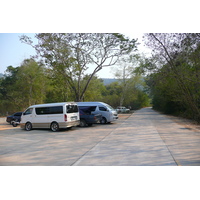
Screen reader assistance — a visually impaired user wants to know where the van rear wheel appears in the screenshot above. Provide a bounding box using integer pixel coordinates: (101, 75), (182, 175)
(50, 122), (59, 132)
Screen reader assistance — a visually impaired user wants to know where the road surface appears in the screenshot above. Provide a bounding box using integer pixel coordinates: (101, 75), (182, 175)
(0, 107), (200, 166)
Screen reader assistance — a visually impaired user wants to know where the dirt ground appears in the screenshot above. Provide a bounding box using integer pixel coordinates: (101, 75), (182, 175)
(117, 113), (132, 120)
(0, 117), (17, 130)
(165, 114), (200, 133)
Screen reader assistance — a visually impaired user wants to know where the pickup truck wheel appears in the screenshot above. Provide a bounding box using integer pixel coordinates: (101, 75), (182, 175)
(80, 119), (87, 127)
(100, 117), (107, 124)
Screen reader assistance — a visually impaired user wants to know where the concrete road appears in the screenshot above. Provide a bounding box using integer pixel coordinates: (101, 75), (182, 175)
(74, 108), (200, 166)
(1, 108), (200, 166)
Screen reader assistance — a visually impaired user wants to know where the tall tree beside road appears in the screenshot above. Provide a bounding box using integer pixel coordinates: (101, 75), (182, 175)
(20, 33), (138, 101)
(144, 33), (200, 121)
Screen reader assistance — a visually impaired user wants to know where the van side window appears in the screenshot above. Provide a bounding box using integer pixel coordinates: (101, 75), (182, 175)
(24, 108), (33, 115)
(99, 107), (107, 111)
(66, 105), (78, 113)
(90, 106), (97, 111)
(35, 106), (63, 115)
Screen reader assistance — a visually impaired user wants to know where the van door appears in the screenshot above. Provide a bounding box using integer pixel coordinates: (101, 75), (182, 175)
(66, 104), (79, 122)
(98, 106), (110, 123)
(22, 108), (33, 123)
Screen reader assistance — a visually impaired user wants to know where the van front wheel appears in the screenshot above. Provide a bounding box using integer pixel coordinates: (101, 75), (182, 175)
(25, 122), (32, 131)
(100, 117), (107, 124)
(50, 122), (59, 132)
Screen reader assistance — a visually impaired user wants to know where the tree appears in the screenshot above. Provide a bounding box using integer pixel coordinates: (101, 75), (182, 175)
(112, 55), (141, 106)
(144, 33), (200, 121)
(15, 59), (48, 108)
(45, 67), (74, 103)
(82, 75), (105, 101)
(0, 66), (20, 114)
(20, 33), (138, 101)
(102, 82), (122, 107)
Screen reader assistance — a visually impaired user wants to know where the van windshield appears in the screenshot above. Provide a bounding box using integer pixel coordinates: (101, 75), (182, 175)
(105, 104), (115, 111)
(66, 105), (78, 113)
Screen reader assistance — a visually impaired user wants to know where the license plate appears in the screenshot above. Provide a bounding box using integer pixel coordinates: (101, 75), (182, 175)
(71, 116), (77, 121)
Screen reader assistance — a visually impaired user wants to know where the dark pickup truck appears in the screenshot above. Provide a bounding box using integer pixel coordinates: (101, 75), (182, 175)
(79, 108), (102, 127)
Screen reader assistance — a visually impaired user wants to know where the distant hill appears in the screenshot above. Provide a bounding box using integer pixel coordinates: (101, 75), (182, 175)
(0, 73), (4, 78)
(100, 78), (120, 85)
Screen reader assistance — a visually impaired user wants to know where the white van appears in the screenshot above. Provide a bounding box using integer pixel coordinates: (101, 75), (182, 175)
(76, 102), (118, 124)
(20, 102), (80, 131)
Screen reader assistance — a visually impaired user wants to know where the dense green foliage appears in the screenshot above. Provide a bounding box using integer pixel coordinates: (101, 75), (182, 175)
(143, 33), (200, 122)
(0, 59), (149, 115)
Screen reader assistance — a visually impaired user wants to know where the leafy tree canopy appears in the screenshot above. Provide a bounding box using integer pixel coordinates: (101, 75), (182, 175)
(20, 33), (138, 101)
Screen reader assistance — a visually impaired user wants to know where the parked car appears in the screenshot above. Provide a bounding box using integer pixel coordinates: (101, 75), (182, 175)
(78, 107), (102, 127)
(116, 106), (130, 113)
(6, 112), (23, 124)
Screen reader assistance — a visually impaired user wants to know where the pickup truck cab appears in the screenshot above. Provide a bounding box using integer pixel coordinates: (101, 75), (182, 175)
(79, 107), (102, 127)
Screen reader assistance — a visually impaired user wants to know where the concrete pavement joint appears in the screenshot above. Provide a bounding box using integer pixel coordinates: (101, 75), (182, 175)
(157, 132), (179, 166)
(70, 128), (116, 166)
(71, 114), (133, 166)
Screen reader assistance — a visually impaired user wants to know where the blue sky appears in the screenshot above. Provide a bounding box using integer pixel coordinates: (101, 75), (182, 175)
(0, 33), (148, 78)
(0, 33), (37, 74)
